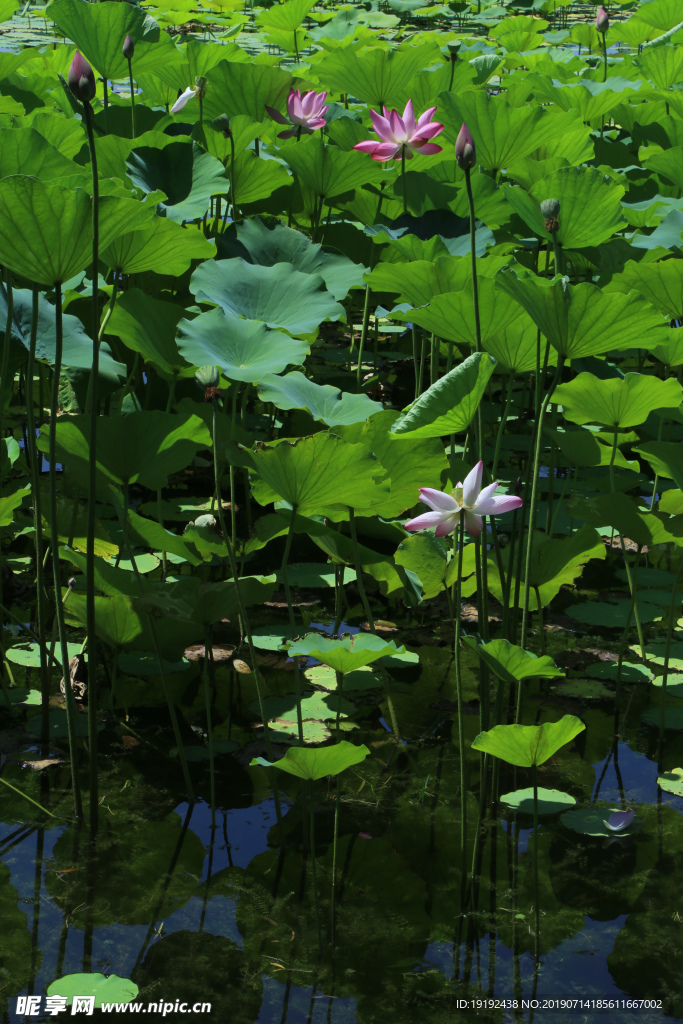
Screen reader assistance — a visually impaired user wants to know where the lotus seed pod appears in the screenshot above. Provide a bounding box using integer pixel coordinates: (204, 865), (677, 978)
(193, 514), (218, 531)
(540, 197), (561, 232)
(455, 123), (476, 171)
(195, 365), (221, 391)
(122, 34), (135, 59)
(67, 51), (96, 102)
(194, 76), (208, 99)
(212, 113), (232, 137)
(596, 6), (609, 33)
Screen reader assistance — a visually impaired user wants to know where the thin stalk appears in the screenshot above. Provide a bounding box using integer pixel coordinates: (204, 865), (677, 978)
(446, 519), (466, 861)
(520, 360), (564, 657)
(532, 763), (540, 960)
(356, 285), (372, 391)
(83, 96), (101, 830)
(348, 507), (399, 737)
(27, 288), (50, 751)
(0, 777), (56, 818)
(50, 283), (83, 819)
(658, 563), (682, 766)
(204, 626), (216, 828)
(229, 131), (236, 218)
(401, 148), (407, 215)
(102, 78), (109, 133)
(412, 326), (420, 401)
(491, 373), (514, 480)
(308, 780), (323, 948)
(601, 31), (607, 82)
(127, 56), (136, 138)
(608, 425), (647, 661)
(0, 269), (12, 447)
(281, 504), (304, 744)
(229, 383), (239, 552)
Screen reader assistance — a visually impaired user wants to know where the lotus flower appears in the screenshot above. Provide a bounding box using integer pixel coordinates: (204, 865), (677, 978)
(171, 77), (207, 115)
(596, 6), (609, 32)
(404, 461), (523, 539)
(122, 34), (135, 60)
(353, 99), (444, 162)
(67, 51), (96, 102)
(604, 809), (634, 832)
(266, 88), (328, 139)
(455, 122), (476, 170)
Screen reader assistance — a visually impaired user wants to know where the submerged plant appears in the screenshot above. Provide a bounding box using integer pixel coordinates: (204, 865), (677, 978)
(404, 460), (522, 538)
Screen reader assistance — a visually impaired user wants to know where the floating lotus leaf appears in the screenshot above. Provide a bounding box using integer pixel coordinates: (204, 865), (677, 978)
(251, 739), (370, 779)
(288, 632), (410, 673)
(657, 768), (683, 796)
(472, 715), (586, 767)
(47, 974), (138, 1009)
(501, 787), (576, 814)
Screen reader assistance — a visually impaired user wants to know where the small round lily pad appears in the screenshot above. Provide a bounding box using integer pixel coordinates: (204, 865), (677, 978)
(552, 680), (612, 699)
(46, 973), (138, 1008)
(586, 661), (654, 684)
(561, 805), (642, 837)
(657, 768), (683, 797)
(500, 787), (576, 815)
(650, 675), (683, 699)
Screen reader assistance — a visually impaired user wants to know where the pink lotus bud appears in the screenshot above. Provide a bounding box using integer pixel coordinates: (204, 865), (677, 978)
(67, 51), (96, 102)
(455, 123), (476, 171)
(596, 7), (609, 32)
(123, 34), (135, 60)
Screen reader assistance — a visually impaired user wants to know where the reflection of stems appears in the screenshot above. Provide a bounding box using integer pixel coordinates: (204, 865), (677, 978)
(520, 360), (564, 655)
(308, 780), (323, 947)
(658, 563), (682, 768)
(83, 96), (101, 829)
(50, 283), (83, 819)
(609, 425), (647, 661)
(348, 506), (400, 737)
(281, 504), (304, 744)
(330, 769), (340, 944)
(229, 383), (239, 552)
(445, 519), (466, 862)
(127, 56), (136, 138)
(27, 288), (50, 751)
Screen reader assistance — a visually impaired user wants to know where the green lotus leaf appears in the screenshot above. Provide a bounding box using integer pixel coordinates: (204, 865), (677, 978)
(176, 307), (308, 383)
(630, 209), (683, 253)
(657, 768), (683, 796)
(617, 0), (683, 46)
(567, 594), (667, 627)
(545, 427), (638, 471)
(317, 42), (441, 109)
(288, 632), (409, 672)
(251, 739), (370, 779)
(203, 60), (292, 123)
(137, 575), (276, 625)
(334, 409), (448, 516)
(496, 271), (668, 360)
(126, 510), (202, 565)
(560, 806), (640, 836)
(482, 312), (548, 373)
(37, 412), (212, 491)
(554, 372), (682, 428)
(274, 564), (356, 589)
(0, 127), (88, 182)
(0, 179), (146, 286)
(633, 441), (683, 490)
(0, 488), (30, 527)
(126, 142), (228, 224)
(394, 531), (448, 600)
(531, 76), (643, 123)
(220, 217), (365, 300)
(101, 218), (216, 276)
(610, 259), (683, 320)
(501, 787), (576, 814)
(282, 135), (385, 201)
(402, 279), (528, 349)
(634, 44), (683, 89)
(190, 258), (344, 335)
(66, 593), (143, 649)
(256, 0), (315, 31)
(586, 661), (654, 683)
(0, 286), (123, 382)
(47, 974), (138, 1009)
(105, 289), (189, 378)
(468, 639), (565, 684)
(439, 91), (568, 174)
(504, 166), (625, 249)
(50, 0), (162, 80)
(369, 254), (507, 308)
(390, 351), (496, 438)
(257, 371), (382, 427)
(472, 715), (586, 767)
(248, 433), (390, 520)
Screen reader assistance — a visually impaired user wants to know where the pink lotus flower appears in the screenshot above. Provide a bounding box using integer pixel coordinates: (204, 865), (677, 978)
(604, 809), (634, 832)
(67, 51), (96, 103)
(596, 6), (609, 32)
(353, 99), (444, 162)
(455, 122), (476, 171)
(266, 88), (328, 139)
(404, 461), (523, 539)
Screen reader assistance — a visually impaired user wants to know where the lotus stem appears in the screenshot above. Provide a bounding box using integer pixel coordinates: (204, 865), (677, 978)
(520, 359), (564, 661)
(356, 283), (372, 391)
(204, 626), (216, 827)
(601, 31), (607, 82)
(50, 282), (83, 819)
(658, 562), (683, 767)
(281, 503), (304, 744)
(83, 94), (101, 829)
(0, 776), (56, 818)
(27, 287), (50, 750)
(491, 372), (514, 481)
(608, 425), (647, 660)
(532, 763), (540, 959)
(308, 780), (323, 947)
(401, 148), (407, 215)
(127, 56), (136, 139)
(445, 518), (466, 861)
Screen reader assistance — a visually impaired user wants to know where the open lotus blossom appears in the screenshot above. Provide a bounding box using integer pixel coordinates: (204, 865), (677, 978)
(604, 809), (634, 832)
(266, 88), (328, 139)
(596, 6), (609, 32)
(404, 461), (523, 539)
(353, 99), (444, 161)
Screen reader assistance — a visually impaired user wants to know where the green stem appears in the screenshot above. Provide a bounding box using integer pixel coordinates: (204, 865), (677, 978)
(204, 626), (216, 827)
(0, 776), (56, 818)
(229, 383), (238, 554)
(26, 289), (50, 748)
(50, 283), (83, 819)
(446, 521), (466, 861)
(229, 132), (236, 219)
(401, 147), (407, 216)
(0, 268), (11, 442)
(491, 373), (514, 481)
(532, 763), (540, 959)
(356, 284), (372, 392)
(281, 504), (304, 744)
(308, 780), (323, 947)
(83, 97), (101, 830)
(127, 56), (136, 139)
(609, 425), (647, 661)
(601, 31), (607, 82)
(520, 359), (563, 656)
(658, 563), (683, 766)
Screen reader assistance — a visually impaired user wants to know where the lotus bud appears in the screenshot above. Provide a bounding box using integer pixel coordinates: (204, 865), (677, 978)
(446, 40), (460, 62)
(195, 365), (221, 391)
(68, 577), (77, 589)
(455, 123), (476, 171)
(67, 51), (96, 103)
(540, 197), (560, 233)
(212, 113), (232, 138)
(194, 76), (208, 100)
(596, 6), (609, 33)
(122, 34), (135, 60)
